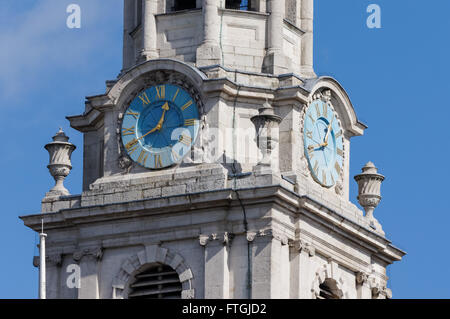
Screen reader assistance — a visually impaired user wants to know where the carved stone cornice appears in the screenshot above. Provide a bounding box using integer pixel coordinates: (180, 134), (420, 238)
(73, 246), (103, 262)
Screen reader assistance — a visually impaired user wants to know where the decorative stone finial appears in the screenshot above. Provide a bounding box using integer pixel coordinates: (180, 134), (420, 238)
(44, 128), (76, 196)
(354, 162), (385, 231)
(251, 102), (282, 174)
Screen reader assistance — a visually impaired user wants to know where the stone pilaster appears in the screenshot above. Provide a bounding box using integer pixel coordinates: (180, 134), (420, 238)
(289, 239), (316, 299)
(263, 0), (287, 74)
(141, 0), (159, 61)
(355, 271), (372, 299)
(73, 247), (103, 299)
(200, 233), (233, 298)
(247, 229), (289, 298)
(46, 254), (62, 299)
(196, 0), (222, 67)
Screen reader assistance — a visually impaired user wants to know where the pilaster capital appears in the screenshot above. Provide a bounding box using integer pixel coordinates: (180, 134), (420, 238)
(246, 232), (257, 242)
(292, 239), (315, 257)
(33, 252), (62, 268)
(246, 229), (289, 245)
(199, 232), (235, 247)
(73, 246), (103, 262)
(356, 271), (369, 285)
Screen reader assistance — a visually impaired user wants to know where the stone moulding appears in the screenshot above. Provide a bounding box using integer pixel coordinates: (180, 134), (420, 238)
(21, 185), (405, 265)
(112, 244), (195, 299)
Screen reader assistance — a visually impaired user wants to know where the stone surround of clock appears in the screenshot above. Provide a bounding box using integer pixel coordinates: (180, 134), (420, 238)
(21, 0), (405, 299)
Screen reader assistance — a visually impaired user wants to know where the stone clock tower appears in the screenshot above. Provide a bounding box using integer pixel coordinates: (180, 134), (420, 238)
(22, 0), (404, 299)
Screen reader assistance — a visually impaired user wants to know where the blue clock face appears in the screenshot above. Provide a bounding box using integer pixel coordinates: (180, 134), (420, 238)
(121, 84), (200, 169)
(303, 100), (344, 188)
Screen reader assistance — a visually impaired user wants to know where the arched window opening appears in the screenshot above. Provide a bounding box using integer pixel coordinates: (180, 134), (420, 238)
(318, 278), (343, 299)
(226, 0), (254, 11)
(128, 263), (182, 299)
(173, 0), (197, 11)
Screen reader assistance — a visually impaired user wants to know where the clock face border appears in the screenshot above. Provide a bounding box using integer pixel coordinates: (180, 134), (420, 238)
(303, 98), (344, 188)
(119, 83), (201, 170)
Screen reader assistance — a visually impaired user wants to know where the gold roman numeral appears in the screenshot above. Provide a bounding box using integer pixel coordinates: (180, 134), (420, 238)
(171, 149), (180, 162)
(137, 150), (148, 166)
(125, 139), (139, 155)
(308, 114), (315, 123)
(172, 88), (180, 102)
(154, 154), (163, 168)
(184, 118), (197, 126)
(335, 130), (342, 138)
(179, 134), (192, 146)
(138, 92), (150, 105)
(313, 161), (319, 176)
(322, 170), (327, 185)
(181, 100), (193, 111)
(315, 104), (321, 117)
(156, 85), (165, 99)
(337, 148), (344, 157)
(307, 147), (315, 159)
(306, 130), (313, 139)
(323, 103), (328, 118)
(122, 127), (135, 136)
(126, 110), (140, 119)
(334, 162), (341, 176)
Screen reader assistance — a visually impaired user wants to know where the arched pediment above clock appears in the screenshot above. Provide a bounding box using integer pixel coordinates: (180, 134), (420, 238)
(108, 59), (208, 111)
(305, 76), (367, 137)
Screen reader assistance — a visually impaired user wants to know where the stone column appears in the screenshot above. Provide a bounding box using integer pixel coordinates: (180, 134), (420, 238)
(263, 0), (287, 74)
(200, 233), (232, 298)
(300, 0), (316, 78)
(122, 0), (135, 71)
(141, 0), (159, 61)
(196, 0), (222, 67)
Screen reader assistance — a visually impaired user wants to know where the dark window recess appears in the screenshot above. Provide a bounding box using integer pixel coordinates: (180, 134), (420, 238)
(174, 0), (196, 11)
(226, 0), (253, 11)
(318, 279), (343, 299)
(136, 0), (143, 26)
(128, 263), (182, 299)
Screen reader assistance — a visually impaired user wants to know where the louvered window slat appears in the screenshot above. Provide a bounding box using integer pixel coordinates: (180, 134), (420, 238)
(128, 263), (182, 299)
(130, 277), (181, 288)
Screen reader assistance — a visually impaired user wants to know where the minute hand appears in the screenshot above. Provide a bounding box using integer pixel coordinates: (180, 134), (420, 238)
(324, 117), (334, 145)
(141, 102), (170, 136)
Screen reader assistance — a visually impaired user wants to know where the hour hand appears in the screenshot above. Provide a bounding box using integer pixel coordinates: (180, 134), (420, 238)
(308, 143), (327, 150)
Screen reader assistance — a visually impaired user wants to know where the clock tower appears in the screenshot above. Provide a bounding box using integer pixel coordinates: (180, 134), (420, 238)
(22, 0), (404, 299)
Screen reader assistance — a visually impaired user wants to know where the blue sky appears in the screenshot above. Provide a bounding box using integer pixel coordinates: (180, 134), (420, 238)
(0, 0), (448, 299)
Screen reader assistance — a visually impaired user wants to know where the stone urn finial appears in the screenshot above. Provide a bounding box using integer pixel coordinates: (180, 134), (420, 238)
(354, 162), (385, 230)
(44, 128), (76, 196)
(251, 101), (282, 174)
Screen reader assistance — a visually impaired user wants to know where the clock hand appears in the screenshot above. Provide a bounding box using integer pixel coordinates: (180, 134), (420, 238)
(308, 143), (328, 151)
(124, 103), (170, 149)
(142, 102), (170, 135)
(324, 116), (334, 145)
